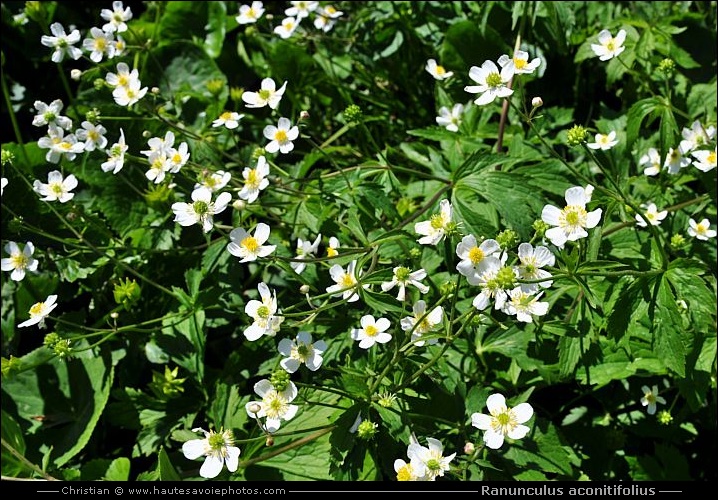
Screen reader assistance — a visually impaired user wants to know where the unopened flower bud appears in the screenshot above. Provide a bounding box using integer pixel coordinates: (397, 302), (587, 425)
(70, 69), (82, 81)
(300, 284), (310, 294)
(464, 442), (475, 454)
(151, 87), (161, 95)
(248, 402), (261, 414)
(110, 312), (119, 319)
(232, 199), (246, 211)
(531, 97), (543, 108)
(299, 110), (310, 120)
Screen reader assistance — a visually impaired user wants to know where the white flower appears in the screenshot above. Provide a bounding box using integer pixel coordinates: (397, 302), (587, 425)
(640, 385), (667, 415)
(2, 242), (39, 281)
(687, 218), (716, 241)
(243, 282), (284, 341)
(591, 29), (627, 61)
(471, 393), (534, 449)
(497, 49), (541, 75)
(425, 59), (453, 80)
(400, 300), (443, 347)
(212, 111), (244, 129)
(407, 437), (456, 481)
(245, 379), (299, 432)
(145, 152), (171, 184)
(635, 203), (668, 228)
(274, 17), (300, 39)
(1, 178), (7, 196)
(41, 22), (82, 63)
(640, 148), (661, 176)
(501, 287), (549, 323)
(326, 236), (340, 257)
(18, 294), (58, 328)
(587, 130), (618, 150)
(278, 331), (327, 372)
(105, 62), (139, 89)
(101, 128), (128, 174)
(140, 131), (175, 157)
(663, 146), (692, 174)
(285, 1), (318, 19)
(227, 223), (276, 262)
(75, 121), (108, 151)
(380, 267), (429, 301)
(171, 187), (232, 233)
(291, 233), (322, 274)
(112, 79), (148, 107)
(32, 99), (72, 130)
(167, 142), (190, 173)
(679, 120), (716, 153)
(196, 170), (231, 192)
(37, 126), (85, 164)
(238, 155), (270, 203)
(394, 458), (423, 481)
(455, 235), (501, 283)
(313, 5), (343, 32)
(541, 186), (603, 248)
(464, 60), (514, 106)
(33, 170), (78, 203)
(242, 78), (288, 110)
(691, 148), (717, 173)
(112, 35), (127, 57)
(236, 1), (265, 24)
(351, 315), (392, 349)
(182, 428), (240, 479)
(82, 27), (115, 62)
(414, 198), (453, 245)
(470, 256), (513, 311)
(101, 1), (133, 33)
(435, 103), (463, 132)
(326, 260), (365, 303)
(264, 117), (299, 154)
(516, 243), (555, 293)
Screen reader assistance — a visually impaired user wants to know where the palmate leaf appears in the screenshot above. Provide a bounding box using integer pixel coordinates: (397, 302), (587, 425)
(651, 276), (686, 377)
(453, 170), (545, 240)
(1, 343), (113, 468)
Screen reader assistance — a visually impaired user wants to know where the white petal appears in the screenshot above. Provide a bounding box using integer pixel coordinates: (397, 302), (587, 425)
(375, 318), (391, 332)
(277, 338), (294, 356)
(483, 429), (505, 449)
(471, 412), (492, 431)
(182, 439), (207, 460)
(280, 357), (301, 373)
(486, 393), (507, 414)
(507, 424), (531, 440)
(199, 455), (224, 479)
(225, 446), (241, 472)
(254, 223), (271, 244)
(254, 379), (273, 398)
(564, 186), (587, 206)
(511, 402), (534, 424)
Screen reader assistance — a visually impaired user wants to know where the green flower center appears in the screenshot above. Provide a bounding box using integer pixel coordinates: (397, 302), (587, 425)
(51, 183), (64, 195)
(496, 411), (511, 426)
(192, 200), (209, 215)
(426, 458), (442, 472)
(496, 266), (516, 289)
(208, 430), (231, 451)
(395, 266), (411, 282)
(258, 89), (271, 101)
(486, 72), (503, 88)
(44, 111), (57, 123)
(257, 305), (270, 319)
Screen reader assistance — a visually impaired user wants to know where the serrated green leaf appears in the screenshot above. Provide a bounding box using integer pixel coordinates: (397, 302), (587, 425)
(653, 277), (686, 376)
